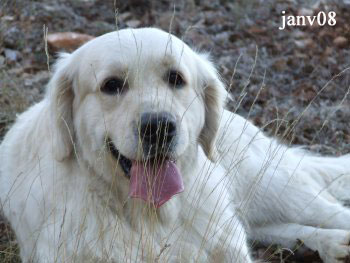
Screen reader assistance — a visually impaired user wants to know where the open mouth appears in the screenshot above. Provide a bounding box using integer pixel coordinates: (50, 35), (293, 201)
(107, 138), (132, 178)
(106, 138), (184, 208)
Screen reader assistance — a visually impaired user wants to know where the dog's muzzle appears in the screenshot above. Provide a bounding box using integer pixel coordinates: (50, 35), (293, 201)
(139, 112), (177, 157)
(106, 112), (183, 208)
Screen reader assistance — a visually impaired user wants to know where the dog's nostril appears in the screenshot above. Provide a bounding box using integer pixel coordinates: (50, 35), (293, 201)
(140, 112), (177, 145)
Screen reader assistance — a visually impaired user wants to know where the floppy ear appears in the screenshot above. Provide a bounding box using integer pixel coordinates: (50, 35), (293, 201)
(197, 53), (228, 162)
(46, 53), (75, 161)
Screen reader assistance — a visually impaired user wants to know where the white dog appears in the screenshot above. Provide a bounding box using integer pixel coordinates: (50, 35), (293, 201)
(0, 28), (349, 263)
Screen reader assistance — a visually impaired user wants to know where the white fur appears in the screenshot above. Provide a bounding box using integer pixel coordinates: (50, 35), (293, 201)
(1, 27), (350, 263)
(217, 111), (350, 263)
(0, 28), (251, 263)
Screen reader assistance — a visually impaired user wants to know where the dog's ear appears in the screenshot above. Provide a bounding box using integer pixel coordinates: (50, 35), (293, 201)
(46, 53), (75, 161)
(197, 53), (228, 162)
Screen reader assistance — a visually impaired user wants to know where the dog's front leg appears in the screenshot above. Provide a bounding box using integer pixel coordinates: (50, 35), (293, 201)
(209, 220), (253, 263)
(251, 223), (350, 263)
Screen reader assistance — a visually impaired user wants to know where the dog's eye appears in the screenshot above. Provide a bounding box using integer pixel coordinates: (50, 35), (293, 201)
(167, 70), (185, 88)
(101, 78), (126, 95)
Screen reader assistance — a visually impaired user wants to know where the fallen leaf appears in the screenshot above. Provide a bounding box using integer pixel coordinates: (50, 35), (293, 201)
(293, 83), (317, 103)
(272, 58), (287, 72)
(47, 32), (95, 51)
(247, 26), (266, 35)
(323, 46), (333, 57)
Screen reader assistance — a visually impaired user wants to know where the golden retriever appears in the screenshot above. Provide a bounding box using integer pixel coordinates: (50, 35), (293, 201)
(1, 28), (350, 263)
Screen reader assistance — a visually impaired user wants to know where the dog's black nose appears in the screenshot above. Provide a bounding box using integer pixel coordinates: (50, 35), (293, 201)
(139, 112), (177, 147)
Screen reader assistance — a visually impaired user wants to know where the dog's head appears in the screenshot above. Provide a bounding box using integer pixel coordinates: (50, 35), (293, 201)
(47, 28), (227, 207)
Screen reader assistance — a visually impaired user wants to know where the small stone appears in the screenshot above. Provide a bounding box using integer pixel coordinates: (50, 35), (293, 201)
(24, 79), (33, 87)
(4, 49), (21, 64)
(126, 19), (141, 28)
(3, 27), (22, 48)
(294, 39), (314, 49)
(292, 30), (307, 40)
(8, 67), (23, 75)
(1, 16), (15, 22)
(333, 36), (348, 48)
(0, 56), (5, 67)
(215, 32), (229, 44)
(118, 12), (132, 21)
(298, 8), (313, 16)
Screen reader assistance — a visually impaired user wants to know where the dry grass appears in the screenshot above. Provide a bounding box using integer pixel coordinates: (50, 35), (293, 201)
(0, 220), (20, 263)
(1, 0), (350, 262)
(0, 71), (35, 139)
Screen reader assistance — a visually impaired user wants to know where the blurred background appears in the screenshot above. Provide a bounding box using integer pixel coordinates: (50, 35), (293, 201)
(1, 0), (350, 262)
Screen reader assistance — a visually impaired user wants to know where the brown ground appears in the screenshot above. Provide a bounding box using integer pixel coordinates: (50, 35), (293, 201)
(1, 0), (350, 262)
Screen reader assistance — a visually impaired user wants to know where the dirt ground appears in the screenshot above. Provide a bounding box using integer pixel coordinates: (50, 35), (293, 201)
(1, 0), (350, 262)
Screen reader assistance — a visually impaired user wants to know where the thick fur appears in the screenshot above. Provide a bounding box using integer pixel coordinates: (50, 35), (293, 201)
(0, 28), (350, 263)
(0, 28), (251, 263)
(218, 111), (350, 263)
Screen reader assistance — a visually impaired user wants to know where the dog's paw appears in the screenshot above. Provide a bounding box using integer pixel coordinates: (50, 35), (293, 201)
(318, 229), (350, 263)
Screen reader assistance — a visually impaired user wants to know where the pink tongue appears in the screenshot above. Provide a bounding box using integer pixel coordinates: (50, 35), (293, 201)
(129, 160), (184, 208)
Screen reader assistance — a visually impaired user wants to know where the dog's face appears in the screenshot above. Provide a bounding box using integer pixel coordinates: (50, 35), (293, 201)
(48, 28), (226, 207)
